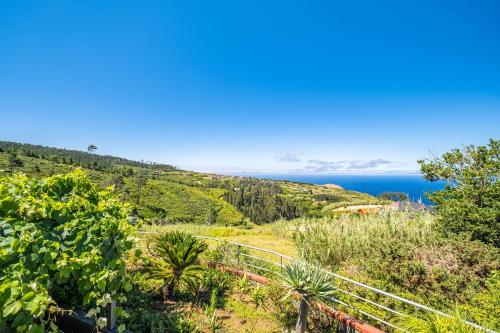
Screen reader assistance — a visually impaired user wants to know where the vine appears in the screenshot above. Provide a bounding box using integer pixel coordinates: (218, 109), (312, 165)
(0, 170), (136, 332)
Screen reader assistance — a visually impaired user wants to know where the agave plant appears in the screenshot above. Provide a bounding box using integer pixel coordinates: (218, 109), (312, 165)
(146, 231), (208, 300)
(281, 260), (336, 333)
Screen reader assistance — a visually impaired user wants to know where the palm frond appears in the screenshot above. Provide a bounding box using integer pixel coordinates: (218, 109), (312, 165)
(144, 231), (208, 297)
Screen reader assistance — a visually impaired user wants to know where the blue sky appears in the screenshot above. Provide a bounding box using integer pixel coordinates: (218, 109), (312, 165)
(0, 0), (499, 174)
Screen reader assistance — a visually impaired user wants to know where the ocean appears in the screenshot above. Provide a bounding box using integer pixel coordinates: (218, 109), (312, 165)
(228, 174), (446, 205)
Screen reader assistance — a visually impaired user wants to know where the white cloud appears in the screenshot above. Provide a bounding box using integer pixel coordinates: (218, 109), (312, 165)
(347, 159), (392, 170)
(304, 159), (406, 172)
(275, 150), (304, 162)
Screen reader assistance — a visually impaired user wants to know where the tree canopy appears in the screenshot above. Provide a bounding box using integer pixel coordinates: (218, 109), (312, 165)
(418, 139), (499, 246)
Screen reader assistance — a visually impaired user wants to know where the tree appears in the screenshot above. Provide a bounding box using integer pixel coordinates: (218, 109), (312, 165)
(145, 231), (208, 300)
(378, 192), (409, 202)
(418, 139), (499, 246)
(87, 144), (98, 154)
(7, 152), (23, 173)
(281, 260), (336, 333)
(223, 178), (304, 224)
(109, 174), (126, 192)
(206, 206), (218, 225)
(134, 171), (148, 204)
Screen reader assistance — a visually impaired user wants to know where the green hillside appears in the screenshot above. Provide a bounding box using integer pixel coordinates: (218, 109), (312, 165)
(0, 141), (380, 225)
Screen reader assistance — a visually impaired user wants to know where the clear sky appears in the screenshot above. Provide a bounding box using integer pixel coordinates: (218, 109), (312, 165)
(1, 1), (499, 174)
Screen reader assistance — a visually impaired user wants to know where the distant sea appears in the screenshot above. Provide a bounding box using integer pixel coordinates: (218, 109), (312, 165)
(228, 174), (446, 205)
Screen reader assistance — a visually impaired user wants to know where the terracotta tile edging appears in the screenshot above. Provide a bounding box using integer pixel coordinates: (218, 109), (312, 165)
(313, 302), (385, 333)
(206, 261), (385, 333)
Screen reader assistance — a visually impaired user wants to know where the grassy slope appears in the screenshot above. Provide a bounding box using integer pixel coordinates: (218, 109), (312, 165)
(0, 151), (246, 225)
(141, 222), (297, 258)
(0, 143), (381, 226)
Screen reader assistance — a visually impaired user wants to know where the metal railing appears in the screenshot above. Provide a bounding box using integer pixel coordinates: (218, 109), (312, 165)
(136, 231), (496, 333)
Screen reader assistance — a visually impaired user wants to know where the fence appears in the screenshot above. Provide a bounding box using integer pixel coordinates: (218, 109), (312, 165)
(136, 231), (496, 333)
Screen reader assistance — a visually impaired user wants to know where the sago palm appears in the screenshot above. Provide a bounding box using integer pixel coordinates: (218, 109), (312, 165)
(281, 260), (336, 333)
(146, 231), (208, 300)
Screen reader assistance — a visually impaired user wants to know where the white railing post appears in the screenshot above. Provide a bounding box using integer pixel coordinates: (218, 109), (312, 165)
(237, 244), (241, 267)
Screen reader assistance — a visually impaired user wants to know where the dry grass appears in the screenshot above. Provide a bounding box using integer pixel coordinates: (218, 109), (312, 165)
(220, 293), (282, 333)
(139, 222), (298, 259)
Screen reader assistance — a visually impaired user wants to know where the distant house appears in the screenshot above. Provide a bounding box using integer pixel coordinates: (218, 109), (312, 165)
(390, 201), (430, 212)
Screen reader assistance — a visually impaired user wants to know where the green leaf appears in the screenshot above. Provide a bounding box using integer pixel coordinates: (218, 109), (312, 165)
(20, 291), (35, 302)
(27, 324), (44, 333)
(12, 312), (30, 327)
(59, 266), (70, 279)
(122, 281), (132, 292)
(97, 279), (106, 291)
(83, 291), (94, 305)
(0, 198), (18, 213)
(3, 300), (22, 317)
(0, 170), (136, 331)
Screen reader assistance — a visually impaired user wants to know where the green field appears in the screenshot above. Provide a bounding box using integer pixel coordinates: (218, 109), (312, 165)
(0, 140), (382, 226)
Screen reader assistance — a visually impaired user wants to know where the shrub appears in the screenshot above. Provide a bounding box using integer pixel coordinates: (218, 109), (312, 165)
(378, 191), (409, 201)
(184, 268), (234, 305)
(126, 309), (199, 333)
(202, 269), (233, 296)
(458, 271), (500, 331)
(251, 286), (267, 308)
(397, 309), (481, 333)
(261, 280), (296, 330)
(236, 275), (253, 297)
(145, 231), (207, 300)
(418, 139), (500, 246)
(292, 211), (499, 329)
(0, 170), (136, 331)
(204, 289), (222, 333)
(121, 271), (200, 333)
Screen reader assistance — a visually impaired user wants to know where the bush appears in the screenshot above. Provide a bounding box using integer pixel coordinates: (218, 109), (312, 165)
(0, 170), (136, 331)
(293, 211), (499, 319)
(126, 307), (199, 333)
(378, 191), (408, 201)
(397, 309), (482, 333)
(202, 269), (233, 296)
(184, 268), (234, 305)
(261, 280), (296, 330)
(144, 231), (207, 300)
(458, 272), (500, 331)
(121, 270), (200, 333)
(418, 139), (499, 246)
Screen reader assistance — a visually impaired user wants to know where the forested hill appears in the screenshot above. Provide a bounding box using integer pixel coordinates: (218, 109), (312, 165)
(0, 141), (177, 172)
(0, 140), (380, 225)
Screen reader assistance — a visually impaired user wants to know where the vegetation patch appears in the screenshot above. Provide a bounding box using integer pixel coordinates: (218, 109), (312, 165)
(0, 141), (381, 227)
(293, 211), (499, 330)
(0, 170), (135, 332)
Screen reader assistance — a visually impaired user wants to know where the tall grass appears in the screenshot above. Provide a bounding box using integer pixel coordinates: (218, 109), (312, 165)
(294, 210), (435, 271)
(292, 210), (498, 330)
(397, 310), (482, 333)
